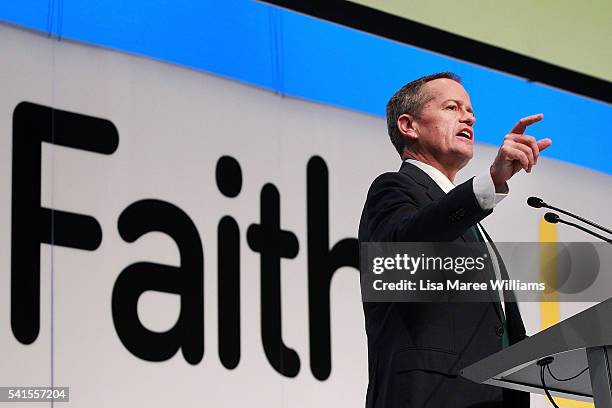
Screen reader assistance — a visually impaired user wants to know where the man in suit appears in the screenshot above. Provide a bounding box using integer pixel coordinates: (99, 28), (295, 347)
(358, 72), (552, 407)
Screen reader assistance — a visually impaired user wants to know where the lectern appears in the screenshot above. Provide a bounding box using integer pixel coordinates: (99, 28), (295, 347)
(462, 298), (612, 407)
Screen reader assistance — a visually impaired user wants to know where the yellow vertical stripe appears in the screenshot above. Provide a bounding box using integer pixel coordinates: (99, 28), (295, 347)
(539, 218), (593, 407)
(540, 218), (559, 329)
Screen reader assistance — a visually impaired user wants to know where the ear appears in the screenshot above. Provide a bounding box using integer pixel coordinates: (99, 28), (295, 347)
(397, 114), (418, 142)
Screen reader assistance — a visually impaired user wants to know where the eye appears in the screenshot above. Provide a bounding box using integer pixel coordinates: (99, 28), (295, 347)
(445, 104), (458, 111)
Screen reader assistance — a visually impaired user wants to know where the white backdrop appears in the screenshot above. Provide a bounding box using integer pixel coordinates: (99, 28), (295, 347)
(1, 23), (611, 407)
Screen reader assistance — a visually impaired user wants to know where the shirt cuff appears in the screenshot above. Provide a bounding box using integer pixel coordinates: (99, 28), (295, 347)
(473, 173), (508, 210)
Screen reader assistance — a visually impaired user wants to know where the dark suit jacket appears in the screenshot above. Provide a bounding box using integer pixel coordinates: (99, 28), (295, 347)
(358, 162), (528, 408)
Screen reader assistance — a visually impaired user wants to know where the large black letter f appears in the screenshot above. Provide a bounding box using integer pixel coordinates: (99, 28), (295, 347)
(11, 102), (118, 344)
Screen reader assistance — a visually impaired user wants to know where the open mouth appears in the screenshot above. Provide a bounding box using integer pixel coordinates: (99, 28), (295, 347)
(456, 130), (472, 140)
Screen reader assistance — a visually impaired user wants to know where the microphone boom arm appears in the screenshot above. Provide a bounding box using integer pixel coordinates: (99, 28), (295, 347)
(554, 218), (612, 244)
(547, 204), (612, 235)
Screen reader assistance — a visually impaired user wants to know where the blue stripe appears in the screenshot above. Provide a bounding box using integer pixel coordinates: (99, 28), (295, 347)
(1, 0), (610, 174)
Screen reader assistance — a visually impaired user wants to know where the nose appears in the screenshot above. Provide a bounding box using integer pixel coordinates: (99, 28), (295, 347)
(461, 110), (475, 126)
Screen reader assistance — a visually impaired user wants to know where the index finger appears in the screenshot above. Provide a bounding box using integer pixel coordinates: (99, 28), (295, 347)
(510, 113), (544, 134)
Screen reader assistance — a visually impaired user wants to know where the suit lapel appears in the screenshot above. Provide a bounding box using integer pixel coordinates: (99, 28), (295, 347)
(477, 224), (511, 325)
(478, 224), (518, 304)
(399, 161), (445, 201)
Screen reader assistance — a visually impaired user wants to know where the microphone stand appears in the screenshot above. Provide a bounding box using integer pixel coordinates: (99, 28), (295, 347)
(544, 202), (611, 235)
(545, 212), (612, 244)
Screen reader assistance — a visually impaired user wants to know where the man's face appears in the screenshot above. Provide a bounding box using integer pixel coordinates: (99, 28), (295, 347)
(411, 78), (476, 170)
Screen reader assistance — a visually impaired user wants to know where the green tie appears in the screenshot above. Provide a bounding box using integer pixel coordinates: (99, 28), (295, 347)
(469, 225), (509, 348)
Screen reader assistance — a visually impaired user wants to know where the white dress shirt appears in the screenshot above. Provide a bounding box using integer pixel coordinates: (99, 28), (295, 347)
(405, 159), (507, 312)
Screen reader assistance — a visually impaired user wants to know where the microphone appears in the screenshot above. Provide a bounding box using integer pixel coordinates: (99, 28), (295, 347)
(527, 196), (612, 235)
(527, 196), (545, 208)
(544, 212), (612, 244)
(543, 212), (559, 223)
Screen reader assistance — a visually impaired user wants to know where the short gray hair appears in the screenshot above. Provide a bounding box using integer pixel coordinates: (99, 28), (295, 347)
(386, 72), (462, 156)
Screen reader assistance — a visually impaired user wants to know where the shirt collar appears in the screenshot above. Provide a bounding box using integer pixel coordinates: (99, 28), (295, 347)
(404, 159), (455, 194)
